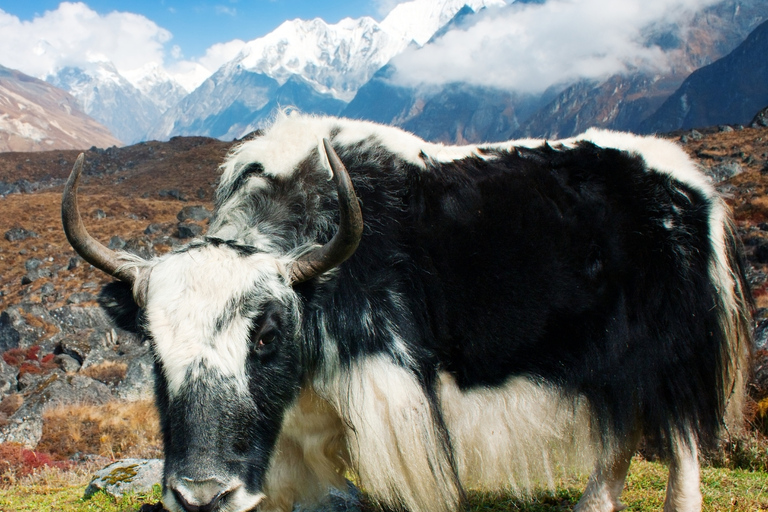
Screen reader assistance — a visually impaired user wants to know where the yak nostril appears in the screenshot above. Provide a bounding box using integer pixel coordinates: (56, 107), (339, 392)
(172, 485), (232, 512)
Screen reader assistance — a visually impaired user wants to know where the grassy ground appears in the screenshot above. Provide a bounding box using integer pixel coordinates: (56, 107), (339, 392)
(0, 457), (766, 512)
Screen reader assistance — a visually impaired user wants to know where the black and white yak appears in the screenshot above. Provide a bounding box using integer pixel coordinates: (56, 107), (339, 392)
(62, 112), (752, 512)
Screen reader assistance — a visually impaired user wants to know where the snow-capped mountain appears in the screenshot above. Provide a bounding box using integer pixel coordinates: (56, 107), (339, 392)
(122, 62), (189, 113)
(47, 61), (164, 144)
(146, 0), (507, 141)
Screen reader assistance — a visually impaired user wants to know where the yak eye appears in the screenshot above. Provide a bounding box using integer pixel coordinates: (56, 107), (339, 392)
(249, 311), (279, 354)
(258, 330), (276, 348)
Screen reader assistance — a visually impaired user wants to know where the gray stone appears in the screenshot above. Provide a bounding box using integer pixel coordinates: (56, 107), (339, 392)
(0, 303), (58, 352)
(93, 209), (107, 219)
(50, 305), (114, 332)
(123, 237), (155, 260)
(177, 205), (211, 222)
(294, 481), (363, 512)
(67, 292), (97, 304)
(177, 223), (203, 239)
(108, 236), (126, 250)
(85, 459), (163, 499)
(116, 350), (155, 401)
(0, 311), (21, 352)
(67, 256), (80, 270)
(0, 358), (16, 396)
(0, 415), (42, 448)
(144, 223), (163, 235)
(159, 189), (188, 201)
(705, 160), (744, 183)
(4, 227), (38, 242)
(54, 353), (82, 373)
(41, 282), (56, 297)
(24, 258), (43, 272)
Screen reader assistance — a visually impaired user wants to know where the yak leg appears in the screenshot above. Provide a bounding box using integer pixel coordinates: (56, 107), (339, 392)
(663, 431), (702, 512)
(573, 432), (640, 512)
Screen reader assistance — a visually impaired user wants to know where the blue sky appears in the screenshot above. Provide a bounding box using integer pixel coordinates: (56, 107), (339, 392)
(1, 1), (380, 60)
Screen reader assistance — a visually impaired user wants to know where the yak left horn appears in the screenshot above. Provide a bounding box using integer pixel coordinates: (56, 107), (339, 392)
(62, 153), (137, 286)
(289, 139), (364, 284)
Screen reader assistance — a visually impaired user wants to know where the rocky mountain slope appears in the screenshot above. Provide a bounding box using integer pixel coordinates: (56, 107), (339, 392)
(348, 0), (768, 143)
(641, 18), (768, 133)
(0, 65), (121, 152)
(1, 116), (768, 449)
(47, 62), (181, 145)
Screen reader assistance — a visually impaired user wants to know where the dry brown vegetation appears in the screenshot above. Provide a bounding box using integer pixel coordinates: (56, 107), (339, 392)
(36, 399), (162, 462)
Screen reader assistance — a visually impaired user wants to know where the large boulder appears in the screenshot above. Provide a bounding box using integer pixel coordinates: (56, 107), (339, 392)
(84, 458), (163, 499)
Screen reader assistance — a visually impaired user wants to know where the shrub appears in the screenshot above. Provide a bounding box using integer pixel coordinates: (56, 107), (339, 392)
(81, 361), (128, 386)
(37, 399), (162, 461)
(0, 443), (71, 486)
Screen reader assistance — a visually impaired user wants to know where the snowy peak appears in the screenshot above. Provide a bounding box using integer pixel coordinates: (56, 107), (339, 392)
(381, 0), (507, 46)
(47, 61), (164, 144)
(122, 62), (188, 112)
(230, 16), (406, 101)
(224, 1), (507, 101)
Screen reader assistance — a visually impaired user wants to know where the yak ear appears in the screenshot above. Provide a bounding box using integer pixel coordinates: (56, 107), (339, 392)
(98, 281), (143, 334)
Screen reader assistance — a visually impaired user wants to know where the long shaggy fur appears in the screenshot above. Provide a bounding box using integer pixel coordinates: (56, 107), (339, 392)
(124, 112), (751, 512)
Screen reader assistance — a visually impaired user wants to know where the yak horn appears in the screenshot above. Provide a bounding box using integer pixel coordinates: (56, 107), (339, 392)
(62, 153), (137, 285)
(290, 139), (363, 284)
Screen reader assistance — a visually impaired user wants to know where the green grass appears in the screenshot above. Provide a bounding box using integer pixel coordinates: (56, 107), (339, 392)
(0, 479), (162, 512)
(1, 458), (766, 511)
(464, 458), (768, 512)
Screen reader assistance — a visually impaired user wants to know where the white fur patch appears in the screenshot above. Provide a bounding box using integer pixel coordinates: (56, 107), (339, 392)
(438, 372), (595, 492)
(143, 244), (293, 396)
(300, 356), (596, 512)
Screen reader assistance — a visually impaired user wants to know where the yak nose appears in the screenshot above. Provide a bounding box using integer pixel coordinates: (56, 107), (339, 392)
(171, 477), (235, 512)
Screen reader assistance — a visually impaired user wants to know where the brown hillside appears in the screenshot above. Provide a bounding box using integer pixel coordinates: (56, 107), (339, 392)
(0, 66), (121, 152)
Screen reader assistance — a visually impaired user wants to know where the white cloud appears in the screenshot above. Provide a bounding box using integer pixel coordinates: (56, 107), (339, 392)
(197, 39), (247, 71)
(167, 39), (247, 91)
(0, 2), (171, 78)
(387, 0), (721, 93)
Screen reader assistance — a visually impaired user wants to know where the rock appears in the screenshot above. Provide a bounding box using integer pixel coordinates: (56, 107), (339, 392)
(0, 311), (22, 352)
(57, 335), (94, 364)
(40, 282), (56, 297)
(177, 205), (211, 222)
(294, 481), (363, 512)
(24, 258), (42, 272)
(0, 415), (42, 448)
(67, 292), (97, 304)
(751, 106), (768, 128)
(84, 459), (163, 499)
(0, 303), (58, 352)
(108, 236), (126, 250)
(0, 359), (17, 395)
(116, 350), (155, 401)
(177, 223), (203, 239)
(159, 189), (188, 201)
(4, 227), (38, 242)
(54, 353), (82, 373)
(123, 237), (155, 260)
(689, 129), (703, 141)
(144, 223), (163, 235)
(50, 305), (114, 332)
(67, 256), (80, 270)
(705, 161), (744, 183)
(93, 209), (107, 219)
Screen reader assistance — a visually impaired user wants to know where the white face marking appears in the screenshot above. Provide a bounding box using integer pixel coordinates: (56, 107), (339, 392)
(144, 244), (294, 396)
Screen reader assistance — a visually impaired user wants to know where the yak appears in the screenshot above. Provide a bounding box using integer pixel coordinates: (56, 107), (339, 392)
(62, 112), (751, 512)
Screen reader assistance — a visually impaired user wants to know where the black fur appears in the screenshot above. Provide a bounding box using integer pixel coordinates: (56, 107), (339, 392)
(281, 139), (746, 454)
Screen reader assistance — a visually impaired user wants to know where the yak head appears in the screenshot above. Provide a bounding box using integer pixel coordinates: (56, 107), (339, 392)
(61, 140), (361, 512)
